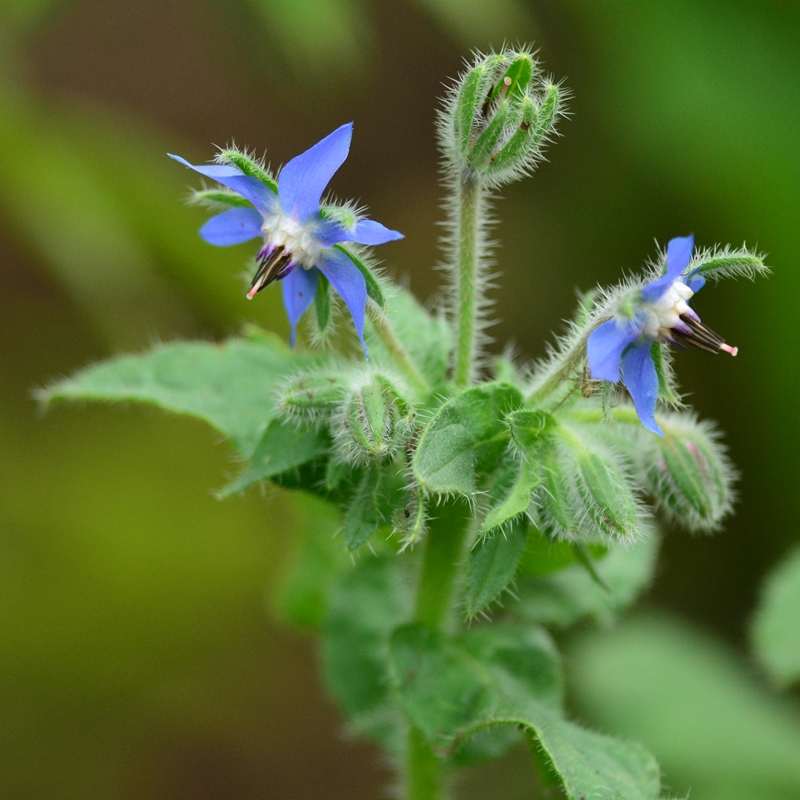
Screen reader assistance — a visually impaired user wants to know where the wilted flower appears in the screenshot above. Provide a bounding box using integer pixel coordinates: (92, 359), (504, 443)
(170, 123), (402, 352)
(587, 235), (737, 435)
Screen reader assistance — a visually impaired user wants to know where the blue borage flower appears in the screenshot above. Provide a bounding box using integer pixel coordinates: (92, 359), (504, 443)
(587, 235), (737, 436)
(170, 123), (402, 354)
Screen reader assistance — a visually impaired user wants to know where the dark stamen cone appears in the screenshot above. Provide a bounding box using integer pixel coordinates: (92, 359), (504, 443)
(675, 314), (738, 356)
(247, 246), (292, 299)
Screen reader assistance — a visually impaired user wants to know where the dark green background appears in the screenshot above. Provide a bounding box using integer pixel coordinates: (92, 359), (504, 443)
(1, 1), (798, 797)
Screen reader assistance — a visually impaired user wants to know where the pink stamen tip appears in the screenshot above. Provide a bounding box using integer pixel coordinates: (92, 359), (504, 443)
(246, 288), (257, 300)
(720, 343), (738, 356)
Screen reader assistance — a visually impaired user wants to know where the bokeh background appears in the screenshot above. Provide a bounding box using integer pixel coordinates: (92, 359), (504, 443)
(2, 0), (799, 798)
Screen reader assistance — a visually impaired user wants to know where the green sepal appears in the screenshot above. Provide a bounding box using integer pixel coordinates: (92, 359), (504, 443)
(322, 554), (410, 750)
(218, 418), (330, 497)
(334, 245), (385, 309)
(466, 519), (529, 617)
(393, 485), (427, 548)
(651, 342), (680, 405)
(39, 335), (307, 458)
(688, 250), (768, 281)
(469, 98), (510, 169)
(489, 53), (534, 105)
(190, 188), (253, 209)
(454, 55), (505, 153)
(279, 369), (349, 418)
(412, 383), (524, 495)
(314, 272), (333, 335)
(489, 96), (538, 172)
(216, 149), (278, 193)
(535, 442), (578, 539)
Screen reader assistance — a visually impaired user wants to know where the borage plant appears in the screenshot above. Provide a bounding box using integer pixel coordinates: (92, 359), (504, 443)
(43, 48), (768, 800)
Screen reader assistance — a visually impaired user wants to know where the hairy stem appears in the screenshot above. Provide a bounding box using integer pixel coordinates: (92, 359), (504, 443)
(453, 176), (485, 387)
(367, 307), (431, 397)
(403, 500), (471, 800)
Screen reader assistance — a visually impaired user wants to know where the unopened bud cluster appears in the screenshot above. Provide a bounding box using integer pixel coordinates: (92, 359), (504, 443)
(440, 48), (564, 186)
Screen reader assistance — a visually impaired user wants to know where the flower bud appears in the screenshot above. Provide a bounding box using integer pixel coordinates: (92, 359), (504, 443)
(643, 415), (733, 531)
(445, 49), (564, 185)
(279, 370), (349, 419)
(336, 374), (406, 462)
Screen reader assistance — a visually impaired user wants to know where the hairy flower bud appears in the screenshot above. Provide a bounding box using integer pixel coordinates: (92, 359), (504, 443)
(443, 49), (564, 186)
(335, 374), (407, 463)
(642, 414), (734, 531)
(279, 370), (349, 419)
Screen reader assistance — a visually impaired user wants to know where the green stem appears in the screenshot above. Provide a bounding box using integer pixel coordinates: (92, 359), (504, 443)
(368, 307), (431, 397)
(453, 176), (484, 387)
(404, 500), (471, 800)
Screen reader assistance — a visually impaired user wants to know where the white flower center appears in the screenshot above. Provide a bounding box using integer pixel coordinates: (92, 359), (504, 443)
(642, 279), (694, 338)
(262, 212), (324, 268)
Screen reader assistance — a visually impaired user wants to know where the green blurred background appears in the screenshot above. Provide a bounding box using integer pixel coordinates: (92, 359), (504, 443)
(2, 1), (799, 798)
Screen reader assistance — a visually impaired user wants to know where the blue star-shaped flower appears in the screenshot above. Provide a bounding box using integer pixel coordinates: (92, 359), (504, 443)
(170, 123), (402, 353)
(587, 235), (737, 435)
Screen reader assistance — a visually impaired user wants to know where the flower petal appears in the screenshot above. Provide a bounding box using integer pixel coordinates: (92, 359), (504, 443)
(169, 154), (277, 215)
(587, 317), (643, 383)
(620, 339), (663, 435)
(281, 266), (318, 346)
(684, 272), (706, 293)
(316, 247), (368, 356)
(200, 207), (264, 246)
(315, 217), (404, 247)
(642, 234), (695, 302)
(278, 123), (352, 222)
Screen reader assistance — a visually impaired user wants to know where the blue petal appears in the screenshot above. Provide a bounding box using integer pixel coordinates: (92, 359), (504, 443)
(316, 247), (368, 356)
(200, 207), (264, 246)
(587, 317), (643, 382)
(315, 217), (404, 247)
(169, 154), (277, 216)
(620, 340), (663, 436)
(685, 272), (706, 293)
(281, 266), (318, 346)
(278, 123), (352, 222)
(642, 234), (695, 302)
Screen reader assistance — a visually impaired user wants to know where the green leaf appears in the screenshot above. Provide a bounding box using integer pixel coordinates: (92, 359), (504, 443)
(41, 335), (305, 457)
(571, 614), (800, 800)
(322, 555), (410, 749)
(480, 452), (540, 535)
(751, 546), (800, 688)
(514, 533), (659, 628)
(389, 622), (659, 799)
(517, 527), (595, 577)
(342, 466), (405, 550)
(334, 245), (385, 309)
(219, 418), (330, 496)
(412, 383), (523, 495)
(466, 521), (528, 617)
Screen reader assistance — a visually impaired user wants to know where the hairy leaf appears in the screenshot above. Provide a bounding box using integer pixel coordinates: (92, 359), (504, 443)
(466, 521), (528, 617)
(323, 555), (410, 749)
(413, 383), (523, 495)
(42, 335), (305, 457)
(219, 418), (330, 496)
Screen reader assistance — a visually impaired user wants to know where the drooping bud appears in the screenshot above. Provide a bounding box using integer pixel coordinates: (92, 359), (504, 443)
(335, 374), (408, 463)
(641, 414), (734, 531)
(444, 49), (564, 186)
(279, 369), (349, 420)
(534, 430), (643, 543)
